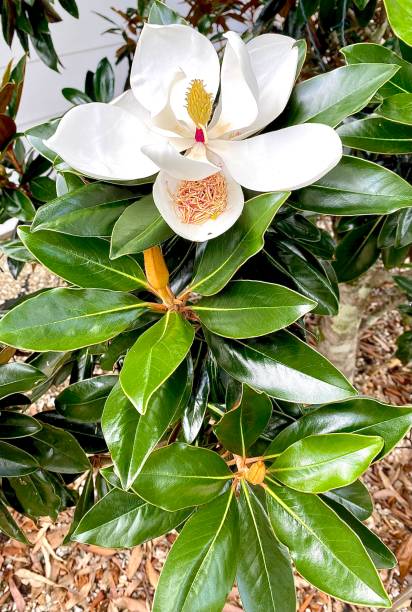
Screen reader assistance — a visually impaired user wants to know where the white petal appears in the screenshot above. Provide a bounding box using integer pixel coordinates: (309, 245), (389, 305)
(131, 24), (220, 117)
(238, 34), (299, 138)
(141, 142), (219, 180)
(208, 124), (342, 191)
(208, 32), (259, 139)
(152, 163), (244, 242)
(46, 103), (161, 181)
(111, 88), (149, 122)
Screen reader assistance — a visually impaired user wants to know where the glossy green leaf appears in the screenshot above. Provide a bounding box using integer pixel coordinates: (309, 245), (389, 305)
(64, 469), (95, 544)
(36, 411), (107, 454)
(148, 0), (187, 24)
(182, 365), (209, 444)
(18, 227), (147, 290)
(341, 43), (412, 97)
(110, 195), (173, 258)
(73, 488), (191, 547)
(237, 483), (295, 612)
(32, 183), (139, 237)
(266, 485), (391, 607)
(189, 192), (289, 296)
(0, 363), (46, 399)
(264, 243), (339, 316)
(283, 64), (398, 127)
(383, 0), (412, 46)
(295, 155), (412, 215)
(120, 312), (194, 414)
(22, 421), (90, 473)
(0, 288), (146, 351)
(56, 375), (117, 422)
(62, 87), (92, 105)
(93, 58), (114, 103)
(324, 496), (396, 569)
(25, 119), (61, 162)
(102, 361), (190, 489)
(0, 440), (38, 476)
(30, 176), (56, 202)
(0, 411), (42, 438)
(269, 433), (383, 493)
(324, 480), (373, 521)
(193, 280), (315, 339)
(8, 470), (60, 519)
(152, 491), (238, 612)
(0, 497), (29, 543)
(133, 443), (232, 511)
(333, 220), (381, 282)
(376, 93), (412, 124)
(265, 396), (412, 458)
(214, 385), (272, 456)
(338, 117), (412, 153)
(205, 330), (356, 404)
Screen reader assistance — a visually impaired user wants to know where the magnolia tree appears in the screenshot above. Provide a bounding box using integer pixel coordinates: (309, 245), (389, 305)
(1, 1), (412, 610)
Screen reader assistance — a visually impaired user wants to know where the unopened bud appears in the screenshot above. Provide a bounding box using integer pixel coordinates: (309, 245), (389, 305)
(144, 246), (170, 290)
(245, 460), (266, 485)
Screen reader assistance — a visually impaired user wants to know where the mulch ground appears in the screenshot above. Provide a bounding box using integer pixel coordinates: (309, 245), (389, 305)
(0, 263), (411, 611)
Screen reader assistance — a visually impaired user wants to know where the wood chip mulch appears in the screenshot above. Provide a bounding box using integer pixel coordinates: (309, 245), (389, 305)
(0, 265), (411, 611)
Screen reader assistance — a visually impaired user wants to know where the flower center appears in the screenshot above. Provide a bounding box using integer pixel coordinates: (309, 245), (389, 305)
(186, 79), (213, 134)
(173, 173), (228, 224)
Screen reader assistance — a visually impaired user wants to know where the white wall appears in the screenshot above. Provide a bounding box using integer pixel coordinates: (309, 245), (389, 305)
(0, 0), (182, 130)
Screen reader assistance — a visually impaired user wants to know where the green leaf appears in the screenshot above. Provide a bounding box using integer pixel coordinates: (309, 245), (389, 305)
(30, 176), (56, 202)
(383, 0), (412, 46)
(25, 119), (61, 162)
(148, 0), (187, 24)
(189, 192), (289, 296)
(341, 43), (412, 97)
(269, 433), (383, 493)
(58, 0), (79, 18)
(237, 483), (295, 612)
(152, 491), (238, 612)
(265, 485), (391, 607)
(64, 469), (94, 544)
(264, 244), (339, 316)
(62, 87), (91, 104)
(0, 288), (146, 351)
(23, 421), (90, 473)
(133, 442), (232, 511)
(0, 411), (42, 438)
(73, 488), (191, 547)
(0, 440), (38, 476)
(376, 93), (412, 124)
(265, 396), (412, 458)
(182, 364), (209, 444)
(193, 280), (315, 339)
(338, 117), (412, 153)
(295, 155), (412, 215)
(93, 58), (114, 103)
(283, 64), (399, 127)
(324, 496), (396, 569)
(324, 480), (373, 521)
(8, 470), (60, 519)
(102, 360), (190, 489)
(120, 312), (194, 414)
(56, 375), (117, 422)
(205, 330), (357, 404)
(0, 497), (29, 543)
(214, 385), (272, 456)
(0, 363), (46, 399)
(32, 182), (139, 237)
(333, 220), (381, 282)
(110, 195), (173, 258)
(18, 227), (147, 291)
(37, 410), (106, 454)
(4, 190), (35, 221)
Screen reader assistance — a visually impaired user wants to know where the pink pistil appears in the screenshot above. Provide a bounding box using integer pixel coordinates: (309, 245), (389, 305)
(195, 127), (205, 142)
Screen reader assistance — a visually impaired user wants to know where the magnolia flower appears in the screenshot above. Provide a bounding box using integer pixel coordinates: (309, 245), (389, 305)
(47, 23), (342, 241)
